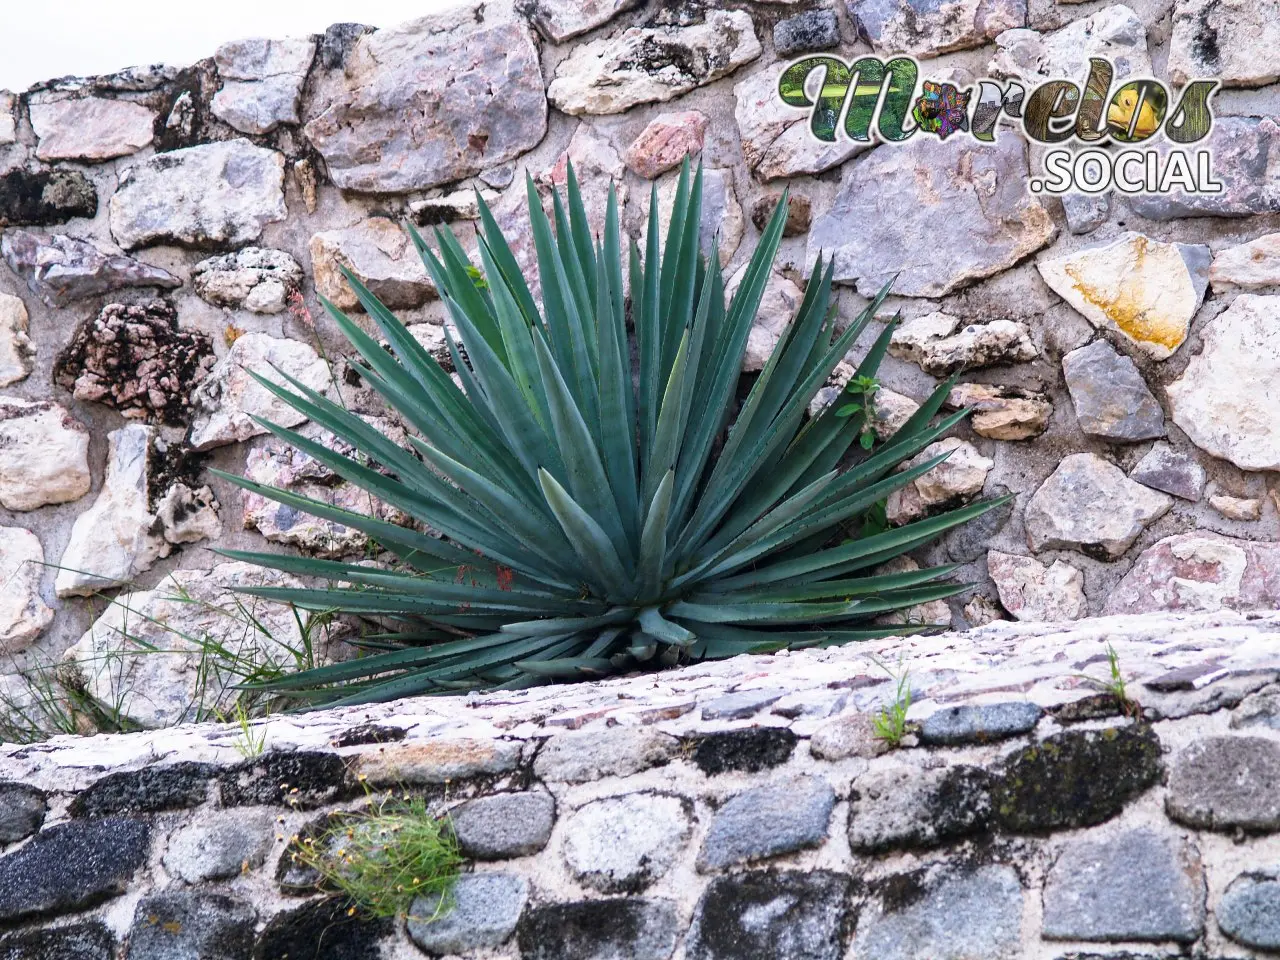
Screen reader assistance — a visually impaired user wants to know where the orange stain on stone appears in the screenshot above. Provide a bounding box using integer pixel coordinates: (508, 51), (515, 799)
(1061, 237), (1185, 351)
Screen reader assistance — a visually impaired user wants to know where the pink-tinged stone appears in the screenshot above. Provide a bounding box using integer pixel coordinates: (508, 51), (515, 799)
(1103, 532), (1280, 616)
(623, 111), (709, 179)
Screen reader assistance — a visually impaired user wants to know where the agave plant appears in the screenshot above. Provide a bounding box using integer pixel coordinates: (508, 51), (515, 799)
(215, 161), (1000, 707)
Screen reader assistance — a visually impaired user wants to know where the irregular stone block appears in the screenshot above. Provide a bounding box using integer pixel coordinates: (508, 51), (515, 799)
(700, 689), (784, 720)
(687, 870), (854, 960)
(0, 921), (114, 960)
(919, 702), (1043, 746)
(1209, 493), (1262, 521)
(2, 233), (180, 313)
(219, 751), (350, 808)
(655, 166), (742, 267)
(1129, 442), (1205, 501)
(517, 899), (681, 960)
(127, 890), (255, 960)
(535, 727), (678, 782)
(29, 96), (154, 161)
(0, 168), (97, 227)
(1218, 872), (1280, 950)
(353, 738), (523, 785)
(0, 782), (45, 844)
(0, 398), (90, 511)
(751, 193), (812, 238)
(1210, 233), (1280, 290)
(1062, 193), (1110, 235)
(449, 792), (555, 860)
(774, 10), (841, 55)
(163, 809), (277, 882)
(0, 528), (53, 655)
(70, 762), (217, 818)
(810, 711), (886, 761)
(1104, 532), (1280, 615)
(1062, 340), (1165, 440)
(848, 765), (992, 853)
(254, 896), (391, 960)
(212, 37), (316, 135)
(848, 0), (1026, 57)
(408, 873), (528, 955)
(624, 110), (708, 179)
(0, 93), (14, 145)
(1169, 0), (1280, 87)
(692, 728), (797, 776)
(988, 551), (1087, 623)
(886, 438), (993, 526)
(946, 383), (1051, 441)
(0, 293), (33, 388)
(888, 312), (1037, 376)
(309, 217), (434, 311)
(697, 775), (835, 871)
(192, 247), (302, 314)
(563, 792), (692, 893)
(991, 5), (1151, 82)
(1166, 735), (1280, 831)
(520, 0), (641, 41)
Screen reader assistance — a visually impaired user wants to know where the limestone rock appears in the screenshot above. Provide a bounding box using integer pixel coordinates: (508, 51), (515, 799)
(987, 550), (1087, 622)
(735, 65), (871, 181)
(28, 96), (155, 161)
(1062, 340), (1165, 440)
(0, 398), (91, 511)
(1, 231), (180, 308)
(1103, 532), (1280, 615)
(192, 247), (303, 315)
(886, 438), (993, 525)
(869, 388), (922, 440)
(1130, 442), (1205, 501)
(810, 711), (888, 761)
(0, 528), (53, 654)
(534, 727), (678, 782)
(55, 300), (216, 425)
(310, 218), (433, 311)
(352, 739), (522, 786)
(847, 0), (1027, 58)
(0, 294), (33, 387)
(63, 562), (311, 728)
(889, 312), (1037, 376)
(110, 139), (287, 249)
(0, 93), (14, 145)
(305, 7), (546, 192)
(1025, 453), (1172, 558)
(549, 10), (761, 115)
(521, 0), (641, 42)
(1167, 295), (1280, 470)
(1210, 493), (1262, 521)
(775, 10), (841, 55)
(946, 382), (1050, 440)
(963, 594), (1008, 627)
(727, 266), (803, 371)
(212, 37), (316, 135)
(624, 111), (708, 179)
(1210, 233), (1280, 290)
(1169, 0), (1280, 87)
(1037, 233), (1209, 359)
(187, 332), (330, 450)
(0, 168), (97, 227)
(563, 793), (692, 893)
(991, 5), (1152, 82)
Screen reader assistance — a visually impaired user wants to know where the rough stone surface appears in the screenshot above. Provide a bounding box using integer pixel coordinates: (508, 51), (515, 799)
(29, 96), (155, 162)
(1218, 873), (1280, 950)
(1041, 827), (1205, 943)
(751, 193), (812, 238)
(305, 9), (546, 192)
(192, 247), (303, 314)
(1209, 493), (1262, 521)
(0, 921), (114, 960)
(254, 896), (390, 960)
(212, 37), (316, 135)
(886, 438), (993, 525)
(1062, 194), (1110, 235)
(946, 383), (1050, 441)
(0, 782), (45, 843)
(109, 140), (287, 249)
(0, 294), (32, 388)
(810, 711), (886, 761)
(1166, 736), (1280, 831)
(563, 792), (692, 893)
(1169, 0), (1280, 87)
(988, 551), (1088, 622)
(0, 398), (91, 511)
(520, 0), (640, 42)
(1, 231), (180, 308)
(450, 792), (555, 861)
(69, 763), (217, 818)
(1038, 233), (1209, 360)
(686, 870), (853, 960)
(1210, 233), (1280, 290)
(0, 168), (97, 227)
(1130, 442), (1206, 502)
(624, 110), (708, 179)
(698, 775), (835, 871)
(1062, 340), (1165, 441)
(1025, 454), (1172, 559)
(919, 702), (1043, 745)
(162, 809), (276, 882)
(535, 728), (678, 783)
(848, 765), (992, 852)
(0, 528), (53, 654)
(888, 312), (1037, 376)
(408, 873), (528, 955)
(310, 217), (433, 311)
(692, 728), (797, 776)
(848, 0), (1026, 57)
(0, 92), (14, 145)
(127, 889), (256, 960)
(699, 688), (783, 721)
(1167, 295), (1280, 470)
(991, 5), (1152, 82)
(352, 738), (523, 785)
(517, 899), (681, 960)
(774, 10), (841, 55)
(730, 267), (803, 371)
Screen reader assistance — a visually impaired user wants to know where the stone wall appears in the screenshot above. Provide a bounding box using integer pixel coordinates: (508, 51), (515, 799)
(0, 611), (1275, 958)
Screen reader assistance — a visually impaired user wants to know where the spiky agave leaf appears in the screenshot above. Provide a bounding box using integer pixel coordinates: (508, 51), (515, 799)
(215, 160), (1005, 707)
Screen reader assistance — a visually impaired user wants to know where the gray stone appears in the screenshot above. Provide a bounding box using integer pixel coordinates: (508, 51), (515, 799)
(887, 312), (1037, 376)
(29, 95), (155, 162)
(1130, 442), (1205, 501)
(1042, 827), (1205, 943)
(1, 231), (180, 308)
(990, 5), (1152, 83)
(1062, 341), (1165, 441)
(305, 7), (546, 193)
(563, 793), (692, 893)
(0, 528), (53, 654)
(407, 873), (528, 955)
(0, 783), (44, 843)
(848, 765), (992, 852)
(687, 870), (854, 960)
(1169, 0), (1280, 87)
(109, 140), (287, 249)
(449, 792), (555, 860)
(849, 0), (1025, 57)
(212, 37), (315, 135)
(0, 168), (97, 227)
(192, 248), (302, 315)
(853, 865), (1024, 960)
(127, 890), (255, 960)
(919, 702), (1042, 745)
(70, 762), (217, 818)
(810, 711), (887, 761)
(162, 809), (276, 882)
(1062, 193), (1110, 235)
(1166, 735), (1280, 831)
(1218, 873), (1280, 950)
(808, 133), (1054, 298)
(945, 485), (1014, 562)
(697, 775), (835, 871)
(0, 398), (91, 511)
(309, 217), (434, 311)
(655, 166), (742, 267)
(517, 898), (680, 960)
(1024, 453), (1172, 559)
(1233, 691), (1280, 730)
(700, 689), (784, 720)
(534, 727), (679, 783)
(0, 921), (114, 960)
(774, 10), (841, 55)
(520, 0), (640, 42)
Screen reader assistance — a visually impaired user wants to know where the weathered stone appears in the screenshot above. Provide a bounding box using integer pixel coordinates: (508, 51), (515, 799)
(407, 873), (528, 955)
(70, 763), (217, 818)
(874, 555), (953, 628)
(0, 921), (114, 960)
(654, 166), (742, 267)
(192, 248), (303, 314)
(0, 818), (149, 922)
(0, 528), (53, 655)
(687, 870), (854, 960)
(0, 782), (44, 844)
(1062, 340), (1165, 440)
(187, 332), (330, 450)
(920, 702), (1042, 745)
(1211, 233), (1280, 290)
(353, 738), (523, 785)
(0, 294), (32, 388)
(809, 135), (1054, 297)
(962, 594), (1008, 627)
(886, 438), (993, 525)
(848, 765), (992, 852)
(1038, 233), (1209, 360)
(1130, 442), (1205, 501)
(853, 865), (1024, 960)
(63, 563), (311, 728)
(1, 231), (180, 308)
(520, 0), (640, 41)
(751, 193), (812, 238)
(564, 793), (692, 893)
(869, 388), (922, 440)
(811, 711), (887, 761)
(698, 775), (835, 871)
(0, 168), (97, 227)
(127, 890), (255, 960)
(988, 551), (1088, 622)
(991, 5), (1151, 82)
(735, 65), (870, 181)
(1210, 493), (1262, 521)
(700, 689), (783, 721)
(305, 8), (546, 193)
(1105, 532), (1280, 615)
(450, 792), (555, 860)
(1168, 295), (1280, 470)
(212, 37), (315, 135)
(535, 727), (678, 782)
(29, 96), (155, 161)
(1062, 193), (1110, 235)
(0, 398), (90, 511)
(1218, 873), (1280, 950)
(624, 111), (708, 179)
(1166, 736), (1280, 831)
(1234, 691), (1280, 731)
(0, 92), (14, 145)
(1025, 453), (1171, 559)
(517, 899), (680, 960)
(1169, 0), (1280, 87)
(952, 489), (1018, 562)
(550, 10), (760, 115)
(728, 267), (803, 371)
(254, 896), (390, 960)
(162, 809), (276, 882)
(992, 725), (1162, 831)
(409, 188), (498, 226)
(310, 218), (433, 311)
(692, 728), (796, 776)
(946, 382), (1051, 440)
(888, 312), (1037, 376)
(109, 139), (287, 249)
(848, 0), (1026, 57)
(774, 10), (841, 55)
(1042, 827), (1205, 943)
(220, 751), (349, 809)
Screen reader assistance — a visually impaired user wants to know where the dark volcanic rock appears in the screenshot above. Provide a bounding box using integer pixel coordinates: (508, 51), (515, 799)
(220, 751), (350, 808)
(2, 231), (181, 308)
(516, 898), (681, 960)
(0, 782), (46, 843)
(70, 762), (216, 818)
(848, 765), (993, 853)
(0, 921), (115, 960)
(691, 728), (797, 776)
(128, 890), (256, 960)
(0, 168), (97, 226)
(253, 897), (390, 960)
